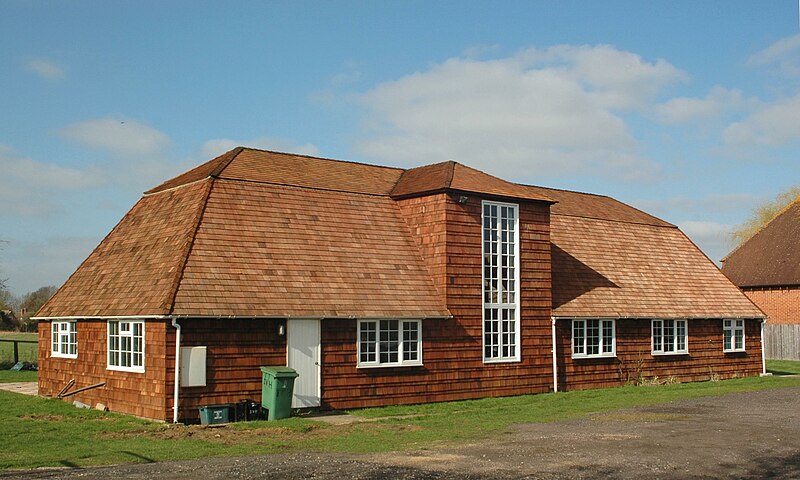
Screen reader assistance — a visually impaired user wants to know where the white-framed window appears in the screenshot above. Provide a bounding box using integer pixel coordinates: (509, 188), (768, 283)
(572, 319), (615, 358)
(51, 321), (77, 358)
(482, 200), (520, 362)
(723, 319), (745, 352)
(108, 320), (145, 372)
(652, 319), (688, 355)
(357, 319), (422, 367)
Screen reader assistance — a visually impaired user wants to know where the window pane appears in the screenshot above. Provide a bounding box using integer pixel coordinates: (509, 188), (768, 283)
(573, 320), (585, 354)
(652, 320), (662, 352)
(602, 320), (614, 353)
(586, 320), (600, 355)
(677, 321), (686, 351)
(664, 319), (675, 352)
(724, 329), (732, 350)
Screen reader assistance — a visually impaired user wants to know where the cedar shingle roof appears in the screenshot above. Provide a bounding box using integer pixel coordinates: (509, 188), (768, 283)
(721, 198), (800, 288)
(549, 214), (763, 319)
(392, 161), (554, 203)
(38, 179), (212, 317)
(38, 147), (761, 321)
(171, 180), (449, 317)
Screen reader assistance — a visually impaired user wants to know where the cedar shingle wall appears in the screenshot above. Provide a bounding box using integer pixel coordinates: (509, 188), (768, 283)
(743, 287), (800, 325)
(555, 318), (762, 390)
(320, 196), (554, 409)
(169, 318), (286, 422)
(38, 320), (169, 421)
(395, 194), (449, 304)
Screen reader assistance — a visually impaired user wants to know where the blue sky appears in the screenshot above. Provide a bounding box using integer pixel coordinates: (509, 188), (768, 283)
(1, 1), (799, 295)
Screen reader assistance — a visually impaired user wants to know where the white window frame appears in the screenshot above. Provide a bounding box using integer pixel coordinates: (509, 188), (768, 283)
(51, 321), (77, 359)
(652, 319), (688, 355)
(107, 319), (145, 373)
(723, 319), (746, 353)
(571, 319), (616, 358)
(357, 319), (422, 368)
(482, 200), (521, 363)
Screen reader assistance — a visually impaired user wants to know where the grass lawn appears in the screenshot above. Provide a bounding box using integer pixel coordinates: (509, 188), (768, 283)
(766, 359), (800, 375)
(1, 375), (800, 470)
(0, 332), (38, 368)
(0, 370), (37, 383)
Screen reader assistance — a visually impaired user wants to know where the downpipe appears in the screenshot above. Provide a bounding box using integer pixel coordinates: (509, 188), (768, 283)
(551, 317), (558, 392)
(171, 317), (181, 423)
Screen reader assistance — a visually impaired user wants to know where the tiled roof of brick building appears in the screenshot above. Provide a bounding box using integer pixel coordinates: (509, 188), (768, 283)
(721, 198), (800, 288)
(38, 147), (762, 320)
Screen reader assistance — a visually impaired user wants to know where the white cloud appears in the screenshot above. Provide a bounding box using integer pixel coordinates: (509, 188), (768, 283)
(200, 137), (320, 159)
(747, 33), (800, 76)
(58, 118), (170, 156)
(678, 220), (734, 264)
(636, 192), (761, 218)
(3, 236), (100, 294)
(25, 58), (64, 80)
(354, 44), (682, 181)
(723, 93), (800, 147)
(0, 145), (105, 216)
(654, 86), (751, 124)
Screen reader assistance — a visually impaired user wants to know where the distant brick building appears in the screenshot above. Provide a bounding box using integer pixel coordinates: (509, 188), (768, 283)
(35, 148), (765, 422)
(722, 198), (800, 360)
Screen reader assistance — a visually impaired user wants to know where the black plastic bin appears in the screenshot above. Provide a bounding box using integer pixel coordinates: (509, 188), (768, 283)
(233, 399), (265, 422)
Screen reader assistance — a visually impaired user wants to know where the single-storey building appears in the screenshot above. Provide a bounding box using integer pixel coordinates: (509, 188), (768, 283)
(36, 148), (766, 422)
(722, 196), (800, 360)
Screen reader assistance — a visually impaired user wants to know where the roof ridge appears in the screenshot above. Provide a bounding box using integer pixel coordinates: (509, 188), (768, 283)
(165, 178), (215, 314)
(555, 212), (678, 229)
(210, 146), (244, 177)
(215, 176), (396, 197)
(238, 146), (406, 173)
(444, 160), (456, 188)
(516, 182), (613, 200)
(722, 193), (800, 262)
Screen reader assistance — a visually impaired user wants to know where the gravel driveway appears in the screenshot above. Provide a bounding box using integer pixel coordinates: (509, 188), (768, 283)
(5, 387), (800, 479)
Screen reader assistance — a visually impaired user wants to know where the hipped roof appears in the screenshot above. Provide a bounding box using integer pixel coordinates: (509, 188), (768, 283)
(38, 147), (763, 320)
(721, 197), (800, 288)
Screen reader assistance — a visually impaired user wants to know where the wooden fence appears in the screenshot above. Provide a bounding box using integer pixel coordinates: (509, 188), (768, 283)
(0, 339), (38, 365)
(764, 324), (800, 361)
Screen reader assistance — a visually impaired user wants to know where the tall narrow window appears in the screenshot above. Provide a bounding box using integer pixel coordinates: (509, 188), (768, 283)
(51, 321), (77, 358)
(482, 201), (520, 362)
(652, 319), (688, 354)
(723, 319), (745, 352)
(108, 319), (145, 372)
(572, 319), (615, 358)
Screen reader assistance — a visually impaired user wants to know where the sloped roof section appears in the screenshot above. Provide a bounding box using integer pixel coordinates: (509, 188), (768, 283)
(38, 179), (211, 317)
(521, 185), (673, 227)
(171, 180), (450, 317)
(392, 161), (554, 203)
(146, 148), (242, 194)
(722, 199), (800, 287)
(551, 215), (764, 319)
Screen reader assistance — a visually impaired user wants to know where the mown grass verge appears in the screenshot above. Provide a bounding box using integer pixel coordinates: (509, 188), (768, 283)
(2, 375), (799, 470)
(767, 359), (800, 375)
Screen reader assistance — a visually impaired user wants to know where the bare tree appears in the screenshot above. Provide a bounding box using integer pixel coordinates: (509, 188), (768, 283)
(730, 186), (800, 247)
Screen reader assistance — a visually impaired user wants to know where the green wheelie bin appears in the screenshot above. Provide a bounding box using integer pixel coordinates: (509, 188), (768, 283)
(260, 366), (299, 420)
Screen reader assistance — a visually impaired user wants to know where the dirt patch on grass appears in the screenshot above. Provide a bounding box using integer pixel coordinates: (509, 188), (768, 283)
(18, 414), (65, 421)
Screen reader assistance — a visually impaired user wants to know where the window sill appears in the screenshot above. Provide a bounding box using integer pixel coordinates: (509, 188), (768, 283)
(652, 351), (689, 356)
(483, 357), (521, 364)
(357, 362), (423, 369)
(572, 353), (617, 360)
(107, 366), (145, 374)
(51, 353), (78, 359)
(723, 349), (746, 354)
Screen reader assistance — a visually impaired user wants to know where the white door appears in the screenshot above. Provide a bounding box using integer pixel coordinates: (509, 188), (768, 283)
(287, 319), (321, 408)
